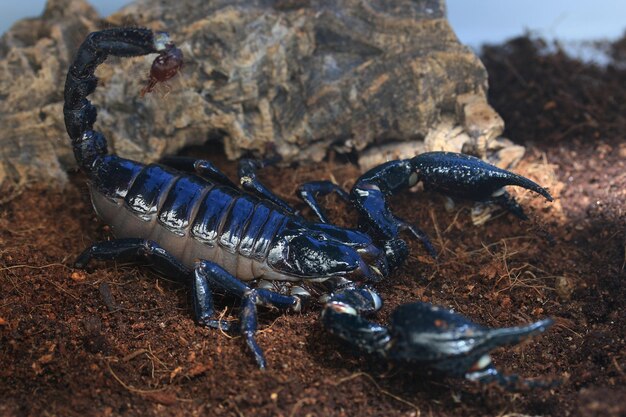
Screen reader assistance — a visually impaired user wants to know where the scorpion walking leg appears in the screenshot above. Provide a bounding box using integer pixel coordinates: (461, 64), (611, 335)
(295, 181), (412, 270)
(75, 238), (230, 330)
(296, 180), (350, 223)
(195, 260), (300, 369)
(75, 238), (190, 276)
(158, 155), (238, 188)
(490, 189), (529, 220)
(238, 158), (295, 213)
(191, 269), (231, 331)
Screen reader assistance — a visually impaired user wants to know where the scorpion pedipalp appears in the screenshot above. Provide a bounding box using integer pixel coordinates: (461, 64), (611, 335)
(322, 289), (556, 390)
(297, 151), (554, 259)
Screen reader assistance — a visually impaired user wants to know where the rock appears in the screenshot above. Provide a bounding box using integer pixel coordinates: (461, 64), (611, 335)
(555, 275), (576, 301)
(0, 0), (517, 187)
(0, 0), (101, 185)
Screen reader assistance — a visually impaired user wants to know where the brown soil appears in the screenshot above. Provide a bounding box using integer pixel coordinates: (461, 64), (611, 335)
(1, 36), (625, 417)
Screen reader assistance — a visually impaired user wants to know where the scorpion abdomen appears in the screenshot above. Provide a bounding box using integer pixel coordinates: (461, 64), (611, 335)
(89, 155), (292, 281)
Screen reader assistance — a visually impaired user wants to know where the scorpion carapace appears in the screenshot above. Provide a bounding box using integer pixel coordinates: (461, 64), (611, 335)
(64, 27), (555, 388)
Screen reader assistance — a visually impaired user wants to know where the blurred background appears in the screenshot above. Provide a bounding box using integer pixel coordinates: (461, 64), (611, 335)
(1, 0), (625, 46)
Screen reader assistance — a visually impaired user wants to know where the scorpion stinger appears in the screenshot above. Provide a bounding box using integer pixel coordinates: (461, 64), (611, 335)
(64, 28), (181, 171)
(322, 288), (555, 390)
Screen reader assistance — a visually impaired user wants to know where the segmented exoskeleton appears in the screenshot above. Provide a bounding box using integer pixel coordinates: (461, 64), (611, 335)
(65, 27), (555, 388)
(64, 28), (395, 369)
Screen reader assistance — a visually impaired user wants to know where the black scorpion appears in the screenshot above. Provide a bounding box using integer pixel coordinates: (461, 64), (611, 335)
(65, 28), (554, 388)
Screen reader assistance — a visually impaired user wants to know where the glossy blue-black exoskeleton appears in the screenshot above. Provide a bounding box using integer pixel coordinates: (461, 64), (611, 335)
(64, 28), (393, 369)
(65, 27), (555, 388)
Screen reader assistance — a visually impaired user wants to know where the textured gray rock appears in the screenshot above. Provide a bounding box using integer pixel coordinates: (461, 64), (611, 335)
(0, 0), (518, 187)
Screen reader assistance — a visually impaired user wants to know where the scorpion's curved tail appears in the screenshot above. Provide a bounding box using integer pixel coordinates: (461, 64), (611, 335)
(63, 28), (177, 174)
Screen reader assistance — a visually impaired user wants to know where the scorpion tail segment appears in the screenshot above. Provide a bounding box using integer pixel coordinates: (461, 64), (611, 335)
(322, 288), (390, 355)
(71, 130), (108, 172)
(64, 28), (176, 172)
(410, 152), (553, 203)
(65, 28), (164, 116)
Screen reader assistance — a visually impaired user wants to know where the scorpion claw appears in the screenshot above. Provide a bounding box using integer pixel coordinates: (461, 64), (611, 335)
(198, 318), (232, 332)
(387, 302), (554, 388)
(322, 291), (554, 389)
(411, 152), (553, 220)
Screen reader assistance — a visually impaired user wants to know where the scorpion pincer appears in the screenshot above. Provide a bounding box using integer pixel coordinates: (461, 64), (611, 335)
(65, 27), (555, 388)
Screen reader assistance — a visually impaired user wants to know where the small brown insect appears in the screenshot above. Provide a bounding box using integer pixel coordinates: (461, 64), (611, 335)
(140, 45), (183, 97)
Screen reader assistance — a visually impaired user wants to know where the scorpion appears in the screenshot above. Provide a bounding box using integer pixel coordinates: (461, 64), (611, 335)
(64, 27), (555, 389)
